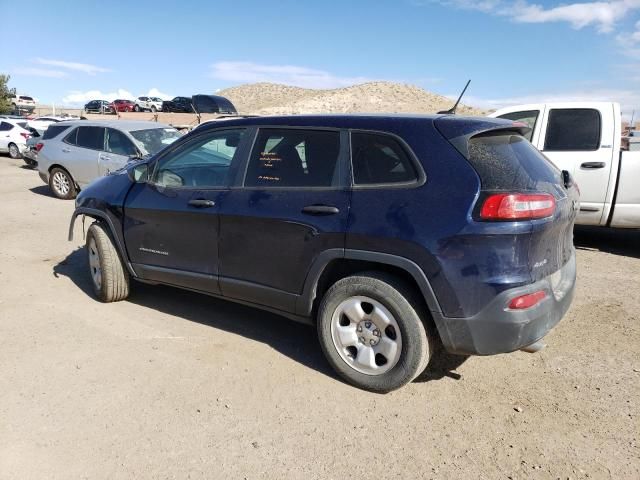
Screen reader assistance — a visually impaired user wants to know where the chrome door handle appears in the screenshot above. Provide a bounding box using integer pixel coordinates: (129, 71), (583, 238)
(301, 205), (340, 215)
(61, 148), (70, 152)
(188, 199), (215, 208)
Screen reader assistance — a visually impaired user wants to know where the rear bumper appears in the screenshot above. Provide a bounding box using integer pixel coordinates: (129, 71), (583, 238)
(437, 251), (576, 355)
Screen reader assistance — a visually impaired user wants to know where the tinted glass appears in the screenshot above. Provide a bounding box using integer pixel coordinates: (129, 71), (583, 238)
(153, 129), (245, 188)
(106, 128), (137, 156)
(544, 108), (601, 151)
(245, 129), (340, 187)
(351, 132), (417, 185)
(75, 126), (105, 150)
(64, 128), (78, 145)
(43, 124), (71, 140)
(0, 122), (12, 131)
(497, 110), (539, 141)
(467, 132), (561, 193)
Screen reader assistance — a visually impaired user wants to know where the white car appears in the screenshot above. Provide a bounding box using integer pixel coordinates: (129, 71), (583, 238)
(134, 96), (163, 113)
(0, 119), (32, 158)
(26, 116), (70, 135)
(9, 94), (36, 113)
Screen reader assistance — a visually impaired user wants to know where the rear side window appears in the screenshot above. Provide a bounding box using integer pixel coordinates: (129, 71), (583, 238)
(75, 126), (105, 150)
(245, 129), (340, 187)
(497, 110), (539, 141)
(544, 108), (601, 151)
(0, 122), (12, 131)
(351, 132), (418, 185)
(43, 124), (70, 139)
(468, 132), (560, 193)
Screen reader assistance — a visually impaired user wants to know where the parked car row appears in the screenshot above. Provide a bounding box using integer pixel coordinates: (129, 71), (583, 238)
(83, 94), (238, 115)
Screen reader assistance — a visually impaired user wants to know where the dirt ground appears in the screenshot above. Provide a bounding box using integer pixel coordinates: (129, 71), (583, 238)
(0, 155), (638, 480)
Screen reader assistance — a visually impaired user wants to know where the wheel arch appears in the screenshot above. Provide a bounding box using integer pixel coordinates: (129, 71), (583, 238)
(297, 249), (443, 322)
(68, 207), (137, 277)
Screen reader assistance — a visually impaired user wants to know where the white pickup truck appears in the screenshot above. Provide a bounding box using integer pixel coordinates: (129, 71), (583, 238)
(489, 102), (640, 228)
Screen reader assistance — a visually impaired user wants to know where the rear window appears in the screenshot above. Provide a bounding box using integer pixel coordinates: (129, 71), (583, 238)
(44, 124), (71, 140)
(467, 132), (561, 193)
(19, 96), (34, 101)
(544, 108), (601, 151)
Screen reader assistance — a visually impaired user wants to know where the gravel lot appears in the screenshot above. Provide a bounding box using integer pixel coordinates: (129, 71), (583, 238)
(0, 155), (638, 479)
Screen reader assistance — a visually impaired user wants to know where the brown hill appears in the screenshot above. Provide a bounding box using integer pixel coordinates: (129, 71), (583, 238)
(218, 81), (484, 116)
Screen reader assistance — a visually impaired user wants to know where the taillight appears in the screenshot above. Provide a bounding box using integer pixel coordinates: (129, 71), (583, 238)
(36, 142), (44, 152)
(479, 193), (556, 220)
(508, 290), (547, 310)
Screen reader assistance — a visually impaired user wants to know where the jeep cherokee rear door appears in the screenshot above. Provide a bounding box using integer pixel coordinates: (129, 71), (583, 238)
(218, 128), (350, 313)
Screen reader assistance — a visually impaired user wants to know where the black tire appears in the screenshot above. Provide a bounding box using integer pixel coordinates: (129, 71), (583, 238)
(317, 272), (433, 392)
(134, 104), (140, 112)
(48, 167), (77, 200)
(86, 222), (130, 302)
(151, 106), (157, 113)
(8, 143), (21, 159)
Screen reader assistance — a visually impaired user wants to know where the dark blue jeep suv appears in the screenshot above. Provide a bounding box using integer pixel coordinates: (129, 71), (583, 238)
(69, 114), (578, 392)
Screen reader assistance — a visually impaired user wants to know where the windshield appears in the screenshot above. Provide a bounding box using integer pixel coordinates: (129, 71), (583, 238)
(130, 127), (182, 154)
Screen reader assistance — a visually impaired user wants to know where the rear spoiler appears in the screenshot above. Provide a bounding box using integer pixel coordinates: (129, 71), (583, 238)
(435, 116), (532, 159)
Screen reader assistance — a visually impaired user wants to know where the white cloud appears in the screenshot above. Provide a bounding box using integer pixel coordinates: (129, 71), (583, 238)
(144, 88), (172, 100)
(12, 67), (68, 78)
(209, 61), (371, 88)
(428, 0), (640, 33)
(62, 89), (134, 104)
(464, 87), (640, 120)
(34, 58), (111, 75)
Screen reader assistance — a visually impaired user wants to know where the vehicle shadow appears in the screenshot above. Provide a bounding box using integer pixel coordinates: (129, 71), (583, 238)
(53, 248), (337, 380)
(29, 185), (56, 198)
(574, 226), (640, 259)
(53, 248), (463, 388)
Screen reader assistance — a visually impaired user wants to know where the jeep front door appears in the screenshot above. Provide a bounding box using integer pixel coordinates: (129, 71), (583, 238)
(123, 128), (250, 294)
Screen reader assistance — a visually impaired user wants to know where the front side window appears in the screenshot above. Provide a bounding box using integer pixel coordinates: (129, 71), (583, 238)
(106, 128), (137, 156)
(244, 129), (341, 188)
(130, 128), (181, 155)
(497, 110), (539, 141)
(75, 126), (105, 150)
(153, 129), (246, 188)
(544, 108), (601, 151)
(351, 132), (418, 185)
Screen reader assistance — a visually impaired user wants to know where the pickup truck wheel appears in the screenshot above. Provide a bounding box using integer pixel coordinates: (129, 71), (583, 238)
(49, 167), (77, 199)
(8, 143), (21, 159)
(317, 272), (432, 392)
(86, 222), (130, 302)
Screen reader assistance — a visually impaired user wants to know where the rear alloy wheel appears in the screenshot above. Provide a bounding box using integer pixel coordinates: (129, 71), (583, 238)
(49, 167), (77, 199)
(86, 222), (129, 302)
(317, 272), (433, 392)
(8, 143), (21, 159)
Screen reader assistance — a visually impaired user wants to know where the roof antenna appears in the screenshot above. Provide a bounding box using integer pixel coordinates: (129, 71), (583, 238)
(438, 79), (471, 115)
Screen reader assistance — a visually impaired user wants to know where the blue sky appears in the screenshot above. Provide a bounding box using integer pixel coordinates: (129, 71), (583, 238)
(2, 0), (639, 117)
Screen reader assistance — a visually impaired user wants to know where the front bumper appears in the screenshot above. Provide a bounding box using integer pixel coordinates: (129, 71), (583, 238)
(39, 171), (49, 184)
(437, 251), (576, 355)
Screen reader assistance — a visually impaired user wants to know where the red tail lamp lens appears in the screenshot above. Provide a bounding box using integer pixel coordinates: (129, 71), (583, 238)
(480, 193), (555, 220)
(508, 290), (547, 310)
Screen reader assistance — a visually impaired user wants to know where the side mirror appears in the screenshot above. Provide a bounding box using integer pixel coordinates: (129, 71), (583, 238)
(128, 162), (149, 183)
